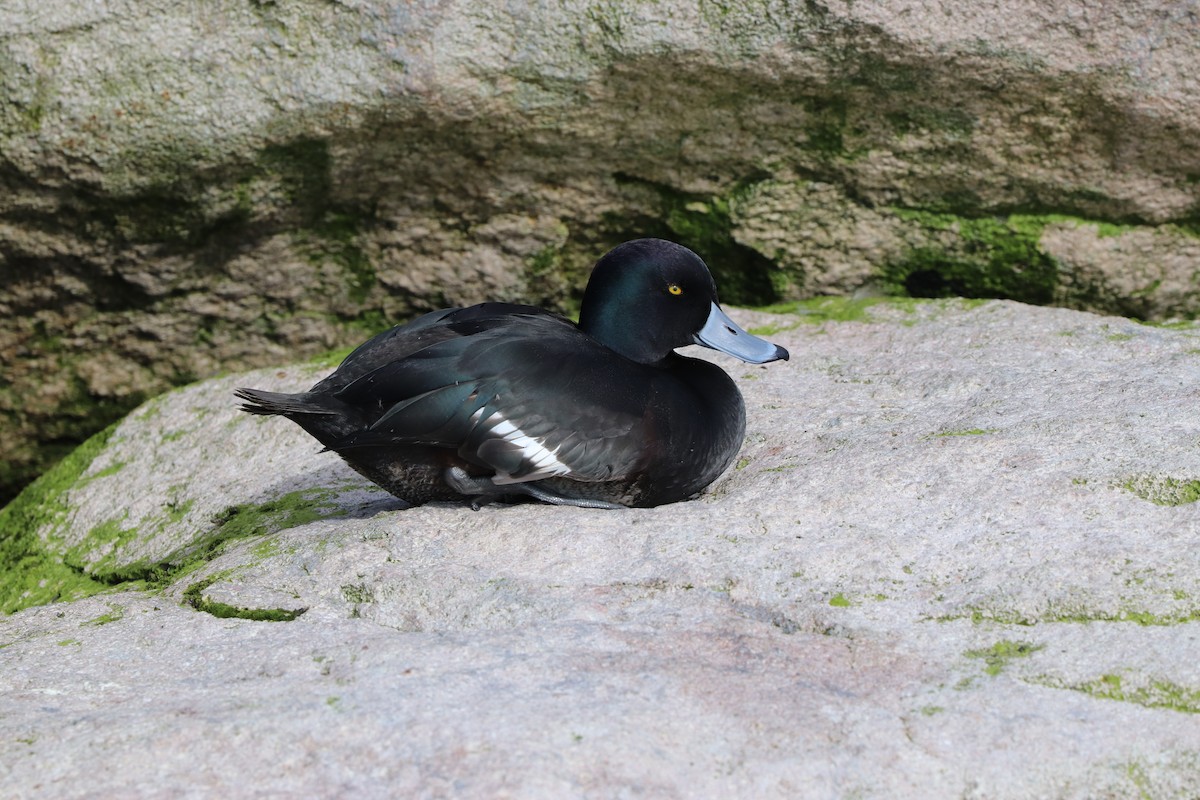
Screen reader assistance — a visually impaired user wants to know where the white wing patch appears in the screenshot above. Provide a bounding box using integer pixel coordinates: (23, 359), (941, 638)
(471, 409), (571, 484)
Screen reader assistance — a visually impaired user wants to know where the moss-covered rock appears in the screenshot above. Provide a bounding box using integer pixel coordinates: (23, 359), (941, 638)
(3, 0), (1199, 503)
(3, 300), (1200, 796)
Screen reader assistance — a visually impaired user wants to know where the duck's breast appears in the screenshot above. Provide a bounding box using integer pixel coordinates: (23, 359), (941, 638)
(632, 356), (747, 505)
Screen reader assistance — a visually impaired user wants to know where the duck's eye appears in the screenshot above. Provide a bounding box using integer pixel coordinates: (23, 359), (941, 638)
(667, 283), (683, 296)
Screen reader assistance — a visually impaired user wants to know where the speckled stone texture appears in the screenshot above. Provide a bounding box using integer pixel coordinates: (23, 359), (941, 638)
(2, 301), (1198, 797)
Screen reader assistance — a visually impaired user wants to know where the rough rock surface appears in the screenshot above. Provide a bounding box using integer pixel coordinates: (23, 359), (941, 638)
(3, 0), (1200, 502)
(2, 301), (1199, 797)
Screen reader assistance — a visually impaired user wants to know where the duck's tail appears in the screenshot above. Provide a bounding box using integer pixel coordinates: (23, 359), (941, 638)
(235, 387), (340, 417)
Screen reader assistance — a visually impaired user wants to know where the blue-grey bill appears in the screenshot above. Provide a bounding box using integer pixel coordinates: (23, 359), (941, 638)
(694, 303), (789, 364)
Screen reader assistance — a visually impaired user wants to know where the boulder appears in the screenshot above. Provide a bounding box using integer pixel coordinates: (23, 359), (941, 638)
(2, 300), (1198, 797)
(3, 0), (1200, 502)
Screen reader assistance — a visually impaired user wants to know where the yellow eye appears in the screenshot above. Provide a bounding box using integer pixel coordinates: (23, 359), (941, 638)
(667, 283), (683, 296)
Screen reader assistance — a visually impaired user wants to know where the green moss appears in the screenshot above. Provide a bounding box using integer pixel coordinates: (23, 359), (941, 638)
(250, 536), (283, 561)
(209, 488), (342, 541)
(886, 106), (975, 137)
(1114, 608), (1200, 626)
(33, 487), (197, 590)
(125, 486), (347, 592)
(2, 373), (150, 507)
(883, 210), (1059, 304)
(301, 212), (376, 304)
(1120, 475), (1200, 506)
(307, 345), (357, 369)
(878, 211), (1191, 314)
(259, 139), (376, 304)
(746, 322), (794, 336)
(259, 138), (333, 219)
(667, 194), (780, 305)
(103, 188), (224, 247)
(85, 461), (127, 482)
(751, 295), (921, 323)
(611, 175), (782, 307)
(11, 61), (54, 133)
(1048, 673), (1200, 714)
(964, 640), (1044, 675)
(527, 243), (562, 279)
(0, 425), (121, 614)
(844, 51), (922, 94)
(341, 583), (374, 605)
(1, 136), (386, 509)
(829, 593), (851, 608)
(583, 0), (631, 42)
(344, 309), (392, 339)
(1064, 218), (1143, 239)
(522, 235), (585, 318)
(82, 603), (125, 626)
(162, 498), (195, 528)
(953, 605), (1200, 627)
(800, 95), (848, 155)
(2, 432), (349, 614)
(183, 572), (306, 622)
(1136, 318), (1200, 330)
(1124, 761), (1155, 800)
(65, 516), (141, 578)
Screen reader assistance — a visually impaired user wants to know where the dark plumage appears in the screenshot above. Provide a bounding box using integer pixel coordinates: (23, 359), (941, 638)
(236, 238), (788, 508)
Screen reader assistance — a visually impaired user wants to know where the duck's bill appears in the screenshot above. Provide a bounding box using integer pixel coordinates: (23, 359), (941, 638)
(694, 303), (790, 364)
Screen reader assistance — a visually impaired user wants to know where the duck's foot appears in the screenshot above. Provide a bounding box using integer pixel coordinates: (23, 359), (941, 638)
(442, 468), (501, 510)
(517, 482), (625, 510)
(443, 467), (624, 510)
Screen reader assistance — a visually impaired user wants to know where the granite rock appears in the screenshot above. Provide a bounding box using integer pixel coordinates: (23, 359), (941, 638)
(2, 300), (1199, 797)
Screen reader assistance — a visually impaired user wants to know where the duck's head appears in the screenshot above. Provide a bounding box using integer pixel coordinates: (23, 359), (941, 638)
(577, 238), (790, 366)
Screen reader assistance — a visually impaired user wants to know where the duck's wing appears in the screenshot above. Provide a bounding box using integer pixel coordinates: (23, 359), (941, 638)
(457, 339), (652, 484)
(311, 303), (552, 394)
(325, 315), (652, 484)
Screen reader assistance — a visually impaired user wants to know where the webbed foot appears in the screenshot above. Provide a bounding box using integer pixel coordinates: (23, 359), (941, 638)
(442, 467), (624, 510)
(517, 482), (625, 510)
(443, 467), (501, 510)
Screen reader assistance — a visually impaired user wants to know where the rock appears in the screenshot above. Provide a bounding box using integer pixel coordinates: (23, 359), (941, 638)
(2, 300), (1199, 797)
(3, 0), (1200, 502)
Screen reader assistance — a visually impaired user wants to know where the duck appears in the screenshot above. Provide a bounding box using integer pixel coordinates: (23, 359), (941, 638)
(235, 238), (789, 509)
